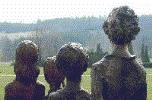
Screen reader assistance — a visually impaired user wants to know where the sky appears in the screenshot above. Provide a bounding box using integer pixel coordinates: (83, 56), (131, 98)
(0, 0), (151, 23)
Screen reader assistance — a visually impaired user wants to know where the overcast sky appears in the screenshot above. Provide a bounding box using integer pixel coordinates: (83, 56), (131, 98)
(0, 0), (151, 23)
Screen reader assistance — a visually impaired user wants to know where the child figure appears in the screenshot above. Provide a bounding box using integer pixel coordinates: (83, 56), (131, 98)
(44, 56), (65, 95)
(91, 6), (147, 100)
(5, 40), (45, 100)
(48, 43), (91, 100)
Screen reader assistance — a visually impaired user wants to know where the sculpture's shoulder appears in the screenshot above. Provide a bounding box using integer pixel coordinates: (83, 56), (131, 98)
(128, 57), (147, 82)
(5, 82), (15, 95)
(36, 81), (45, 89)
(76, 89), (91, 100)
(135, 58), (146, 75)
(5, 81), (24, 96)
(35, 81), (45, 94)
(121, 55), (146, 77)
(5, 81), (23, 90)
(48, 89), (91, 100)
(92, 55), (114, 72)
(48, 89), (65, 100)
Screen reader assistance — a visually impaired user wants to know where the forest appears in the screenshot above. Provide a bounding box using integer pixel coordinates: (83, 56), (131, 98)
(0, 15), (152, 65)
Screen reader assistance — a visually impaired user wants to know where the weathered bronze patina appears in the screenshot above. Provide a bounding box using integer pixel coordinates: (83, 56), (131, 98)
(48, 43), (91, 100)
(91, 6), (147, 100)
(5, 40), (45, 100)
(44, 56), (65, 95)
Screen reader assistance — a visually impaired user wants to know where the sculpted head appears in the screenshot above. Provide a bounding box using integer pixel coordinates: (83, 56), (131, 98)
(103, 6), (140, 45)
(14, 40), (39, 84)
(56, 43), (88, 82)
(44, 56), (65, 90)
(15, 40), (39, 66)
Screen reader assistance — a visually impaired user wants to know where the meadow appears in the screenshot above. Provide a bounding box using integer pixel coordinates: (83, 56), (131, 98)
(0, 64), (152, 100)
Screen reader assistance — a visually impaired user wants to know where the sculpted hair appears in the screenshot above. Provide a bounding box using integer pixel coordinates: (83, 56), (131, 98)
(103, 6), (140, 45)
(15, 40), (39, 67)
(14, 40), (40, 84)
(56, 43), (88, 82)
(43, 56), (65, 88)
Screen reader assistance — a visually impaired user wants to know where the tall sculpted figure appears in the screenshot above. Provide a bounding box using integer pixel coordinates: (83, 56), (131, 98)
(48, 43), (91, 100)
(91, 6), (147, 100)
(5, 40), (45, 100)
(44, 56), (65, 95)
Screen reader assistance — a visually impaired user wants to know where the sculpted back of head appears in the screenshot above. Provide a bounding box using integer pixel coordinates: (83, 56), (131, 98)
(44, 56), (65, 84)
(103, 6), (140, 45)
(44, 56), (65, 92)
(5, 40), (45, 100)
(56, 43), (88, 82)
(14, 40), (40, 83)
(15, 40), (39, 66)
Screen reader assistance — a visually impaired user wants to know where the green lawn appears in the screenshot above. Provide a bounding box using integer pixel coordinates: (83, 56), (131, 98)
(0, 64), (151, 100)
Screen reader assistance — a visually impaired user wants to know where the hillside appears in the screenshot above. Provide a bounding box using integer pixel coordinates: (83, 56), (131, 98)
(0, 15), (152, 61)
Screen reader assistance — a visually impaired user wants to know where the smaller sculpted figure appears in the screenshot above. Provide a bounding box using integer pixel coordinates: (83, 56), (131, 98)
(4, 40), (45, 100)
(48, 43), (91, 100)
(91, 6), (147, 100)
(44, 56), (65, 95)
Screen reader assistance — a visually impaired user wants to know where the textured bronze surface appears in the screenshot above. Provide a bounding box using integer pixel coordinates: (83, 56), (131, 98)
(103, 6), (140, 45)
(44, 56), (65, 94)
(48, 43), (91, 100)
(5, 40), (45, 100)
(91, 6), (147, 100)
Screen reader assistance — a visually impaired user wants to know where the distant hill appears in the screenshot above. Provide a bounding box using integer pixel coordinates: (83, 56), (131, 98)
(0, 15), (151, 34)
(0, 15), (152, 58)
(0, 16), (104, 33)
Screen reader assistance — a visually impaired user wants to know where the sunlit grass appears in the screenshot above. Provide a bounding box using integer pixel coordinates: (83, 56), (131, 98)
(0, 64), (152, 100)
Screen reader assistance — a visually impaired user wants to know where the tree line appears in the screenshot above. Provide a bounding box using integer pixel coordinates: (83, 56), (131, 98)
(0, 16), (151, 67)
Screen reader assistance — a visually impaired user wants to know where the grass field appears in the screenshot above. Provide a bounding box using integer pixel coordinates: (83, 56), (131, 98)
(0, 64), (152, 100)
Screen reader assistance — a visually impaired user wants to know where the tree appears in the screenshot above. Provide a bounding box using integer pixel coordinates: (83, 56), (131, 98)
(141, 42), (150, 63)
(1, 36), (14, 62)
(145, 45), (150, 62)
(96, 43), (103, 55)
(141, 43), (146, 62)
(0, 50), (5, 61)
(128, 42), (134, 55)
(88, 43), (106, 66)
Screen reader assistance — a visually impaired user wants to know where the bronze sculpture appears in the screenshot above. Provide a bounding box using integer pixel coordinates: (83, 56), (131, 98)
(48, 43), (91, 100)
(44, 56), (65, 95)
(4, 40), (45, 100)
(91, 6), (147, 100)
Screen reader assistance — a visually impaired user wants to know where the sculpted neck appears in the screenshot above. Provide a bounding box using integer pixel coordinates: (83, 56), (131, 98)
(112, 44), (131, 58)
(63, 80), (81, 92)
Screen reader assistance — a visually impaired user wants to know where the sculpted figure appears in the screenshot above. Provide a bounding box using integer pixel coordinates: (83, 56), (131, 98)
(91, 6), (147, 100)
(48, 43), (91, 100)
(4, 40), (45, 100)
(44, 56), (65, 95)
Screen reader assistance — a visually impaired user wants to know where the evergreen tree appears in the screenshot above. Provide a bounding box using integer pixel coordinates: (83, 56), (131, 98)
(88, 43), (106, 66)
(96, 43), (104, 56)
(145, 45), (150, 62)
(141, 43), (150, 63)
(128, 42), (134, 55)
(141, 43), (146, 62)
(1, 36), (13, 62)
